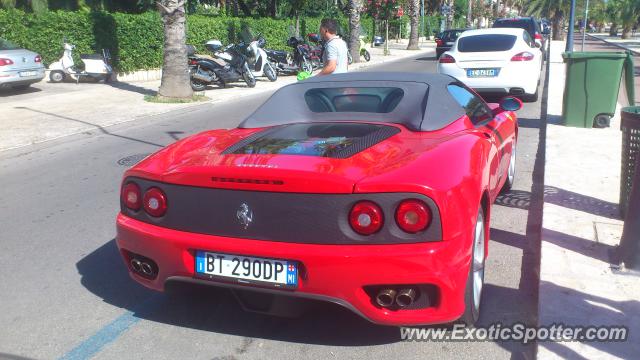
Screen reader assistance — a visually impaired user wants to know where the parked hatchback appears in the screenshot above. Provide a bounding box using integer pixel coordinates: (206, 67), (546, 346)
(437, 28), (543, 102)
(0, 38), (45, 90)
(493, 17), (545, 58)
(435, 29), (467, 58)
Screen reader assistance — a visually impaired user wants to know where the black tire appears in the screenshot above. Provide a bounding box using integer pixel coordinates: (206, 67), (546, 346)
(242, 64), (256, 88)
(190, 79), (207, 91)
(50, 70), (65, 83)
(264, 62), (277, 82)
(501, 139), (516, 193)
(459, 207), (486, 326)
(301, 59), (313, 74)
(362, 49), (371, 62)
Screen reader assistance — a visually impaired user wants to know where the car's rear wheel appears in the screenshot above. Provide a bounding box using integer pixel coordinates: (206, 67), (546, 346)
(501, 140), (516, 193)
(459, 207), (485, 326)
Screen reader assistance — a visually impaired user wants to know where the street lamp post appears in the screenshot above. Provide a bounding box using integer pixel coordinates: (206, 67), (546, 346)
(566, 0), (577, 52)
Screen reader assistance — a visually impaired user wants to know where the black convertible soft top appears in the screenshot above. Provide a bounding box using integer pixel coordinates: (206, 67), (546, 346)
(238, 72), (467, 132)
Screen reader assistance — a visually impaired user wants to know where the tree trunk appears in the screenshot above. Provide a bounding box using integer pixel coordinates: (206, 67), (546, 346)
(237, 0), (252, 16)
(610, 23), (618, 36)
(622, 26), (632, 39)
(552, 10), (565, 41)
(268, 0), (277, 18)
(157, 0), (193, 99)
(384, 19), (390, 55)
(407, 0), (420, 49)
(466, 0), (473, 28)
(348, 0), (362, 63)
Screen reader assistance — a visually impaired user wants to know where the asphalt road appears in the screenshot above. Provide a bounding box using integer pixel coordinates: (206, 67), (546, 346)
(0, 51), (545, 360)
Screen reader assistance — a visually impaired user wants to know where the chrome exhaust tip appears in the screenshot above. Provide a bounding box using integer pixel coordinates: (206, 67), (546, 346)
(130, 259), (142, 273)
(140, 262), (153, 275)
(375, 289), (397, 308)
(396, 288), (417, 308)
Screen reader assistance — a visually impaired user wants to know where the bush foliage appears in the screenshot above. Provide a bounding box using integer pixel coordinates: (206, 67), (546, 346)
(0, 9), (377, 72)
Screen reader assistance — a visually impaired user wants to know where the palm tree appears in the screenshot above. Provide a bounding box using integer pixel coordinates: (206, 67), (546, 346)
(407, 0), (420, 49)
(157, 0), (193, 99)
(348, 0), (363, 62)
(618, 0), (640, 39)
(527, 0), (567, 40)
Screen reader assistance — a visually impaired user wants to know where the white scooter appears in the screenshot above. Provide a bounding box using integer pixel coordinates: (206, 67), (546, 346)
(48, 42), (114, 83)
(245, 35), (277, 82)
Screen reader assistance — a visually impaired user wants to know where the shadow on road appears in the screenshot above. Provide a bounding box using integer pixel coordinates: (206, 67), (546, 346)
(0, 86), (42, 97)
(76, 239), (401, 346)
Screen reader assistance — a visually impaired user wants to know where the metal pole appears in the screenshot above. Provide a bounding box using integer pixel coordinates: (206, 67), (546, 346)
(566, 0), (577, 52)
(581, 0), (589, 51)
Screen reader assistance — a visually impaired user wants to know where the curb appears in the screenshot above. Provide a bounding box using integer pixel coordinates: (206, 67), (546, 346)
(586, 34), (640, 56)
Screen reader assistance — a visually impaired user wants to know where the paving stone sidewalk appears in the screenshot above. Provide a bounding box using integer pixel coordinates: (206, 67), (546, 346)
(537, 40), (640, 359)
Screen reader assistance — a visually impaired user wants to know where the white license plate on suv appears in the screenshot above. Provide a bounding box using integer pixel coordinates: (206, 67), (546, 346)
(19, 71), (37, 77)
(195, 251), (298, 288)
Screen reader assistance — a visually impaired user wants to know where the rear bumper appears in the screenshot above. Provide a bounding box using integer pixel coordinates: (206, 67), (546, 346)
(0, 67), (45, 88)
(438, 62), (540, 94)
(116, 213), (473, 326)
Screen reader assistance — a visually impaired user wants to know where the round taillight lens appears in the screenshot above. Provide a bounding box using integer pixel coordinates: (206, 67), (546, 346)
(349, 201), (384, 235)
(143, 187), (167, 217)
(34, 55), (42, 63)
(395, 199), (431, 233)
(121, 182), (141, 211)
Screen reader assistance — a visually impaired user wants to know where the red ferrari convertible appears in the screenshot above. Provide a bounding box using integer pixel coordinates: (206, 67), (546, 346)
(116, 72), (521, 326)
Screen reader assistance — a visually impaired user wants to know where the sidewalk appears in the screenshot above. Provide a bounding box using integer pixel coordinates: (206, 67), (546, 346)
(586, 32), (640, 55)
(0, 39), (434, 153)
(537, 40), (640, 359)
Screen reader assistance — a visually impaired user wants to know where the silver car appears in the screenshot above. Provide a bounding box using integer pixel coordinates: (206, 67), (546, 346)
(0, 38), (45, 90)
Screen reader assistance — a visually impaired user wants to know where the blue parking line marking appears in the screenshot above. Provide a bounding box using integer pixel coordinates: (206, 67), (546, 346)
(58, 310), (140, 360)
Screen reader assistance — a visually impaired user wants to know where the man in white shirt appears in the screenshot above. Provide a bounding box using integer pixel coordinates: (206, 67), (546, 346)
(318, 18), (348, 75)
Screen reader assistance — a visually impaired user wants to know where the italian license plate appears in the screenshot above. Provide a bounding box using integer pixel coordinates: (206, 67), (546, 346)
(467, 68), (499, 78)
(19, 71), (37, 77)
(195, 251), (298, 288)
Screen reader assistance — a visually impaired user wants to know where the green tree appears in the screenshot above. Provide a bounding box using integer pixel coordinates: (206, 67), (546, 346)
(526, 0), (567, 40)
(618, 0), (640, 39)
(157, 0), (192, 99)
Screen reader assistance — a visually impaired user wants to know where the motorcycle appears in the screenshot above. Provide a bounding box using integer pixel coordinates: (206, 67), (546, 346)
(245, 34), (277, 82)
(189, 40), (256, 91)
(265, 36), (316, 75)
(348, 36), (371, 64)
(48, 41), (113, 83)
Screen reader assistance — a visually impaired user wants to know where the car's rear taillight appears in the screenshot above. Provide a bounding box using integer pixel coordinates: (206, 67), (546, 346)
(122, 182), (142, 211)
(511, 52), (534, 61)
(143, 187), (167, 217)
(435, 38), (443, 46)
(395, 199), (431, 233)
(534, 33), (542, 40)
(439, 54), (456, 63)
(189, 59), (198, 65)
(0, 58), (14, 66)
(34, 55), (42, 63)
(349, 201), (383, 235)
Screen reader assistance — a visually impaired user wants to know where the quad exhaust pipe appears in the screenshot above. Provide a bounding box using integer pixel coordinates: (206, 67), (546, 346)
(375, 288), (417, 308)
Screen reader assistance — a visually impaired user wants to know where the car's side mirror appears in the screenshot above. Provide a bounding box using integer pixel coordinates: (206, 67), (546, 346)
(499, 96), (522, 112)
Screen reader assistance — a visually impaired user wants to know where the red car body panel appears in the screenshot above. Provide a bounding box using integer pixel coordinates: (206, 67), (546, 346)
(116, 81), (518, 326)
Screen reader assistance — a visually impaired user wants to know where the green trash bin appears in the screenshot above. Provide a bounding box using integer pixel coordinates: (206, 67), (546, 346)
(562, 51), (635, 128)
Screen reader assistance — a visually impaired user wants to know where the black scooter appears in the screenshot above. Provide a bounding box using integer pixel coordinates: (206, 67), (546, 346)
(265, 36), (314, 75)
(188, 40), (256, 91)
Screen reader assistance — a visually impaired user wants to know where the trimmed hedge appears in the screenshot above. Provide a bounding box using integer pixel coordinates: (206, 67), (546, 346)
(0, 9), (442, 72)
